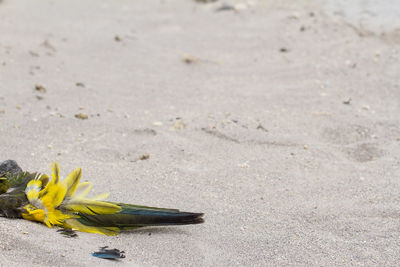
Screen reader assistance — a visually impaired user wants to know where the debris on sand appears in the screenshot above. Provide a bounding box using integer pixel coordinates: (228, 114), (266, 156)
(35, 84), (46, 93)
(130, 154), (150, 162)
(75, 113), (88, 120)
(41, 40), (56, 52)
(171, 119), (186, 130)
(153, 121), (163, 126)
(182, 54), (197, 64)
(343, 98), (352, 105)
(92, 246), (125, 260)
(215, 4), (235, 12)
(57, 229), (78, 238)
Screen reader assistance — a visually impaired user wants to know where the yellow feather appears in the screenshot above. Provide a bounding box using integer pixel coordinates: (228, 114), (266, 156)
(63, 167), (82, 198)
(46, 210), (73, 227)
(72, 182), (92, 198)
(40, 183), (67, 210)
(64, 219), (120, 235)
(90, 192), (110, 201)
(61, 199), (121, 215)
(50, 162), (60, 184)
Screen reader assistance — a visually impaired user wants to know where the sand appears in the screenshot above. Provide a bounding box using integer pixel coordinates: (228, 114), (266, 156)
(0, 0), (399, 266)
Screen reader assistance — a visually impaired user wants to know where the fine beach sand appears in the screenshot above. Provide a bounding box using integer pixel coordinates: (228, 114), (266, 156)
(0, 0), (399, 266)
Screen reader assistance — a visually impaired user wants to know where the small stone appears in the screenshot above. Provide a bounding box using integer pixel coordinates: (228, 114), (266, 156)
(75, 82), (85, 87)
(153, 121), (163, 126)
(279, 47), (289, 53)
(182, 54), (197, 64)
(139, 154), (150, 160)
(362, 105), (370, 111)
(114, 35), (121, 42)
(75, 113), (88, 120)
(343, 98), (352, 105)
(16, 105), (22, 110)
(303, 145), (308, 149)
(35, 84), (46, 93)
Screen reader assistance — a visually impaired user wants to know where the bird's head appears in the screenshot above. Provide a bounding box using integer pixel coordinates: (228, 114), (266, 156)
(21, 204), (46, 223)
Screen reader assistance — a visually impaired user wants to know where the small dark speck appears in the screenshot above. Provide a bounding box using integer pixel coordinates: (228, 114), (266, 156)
(114, 35), (121, 42)
(300, 26), (306, 32)
(76, 82), (85, 87)
(279, 47), (289, 53)
(139, 154), (150, 160)
(343, 98), (352, 105)
(148, 232), (152, 236)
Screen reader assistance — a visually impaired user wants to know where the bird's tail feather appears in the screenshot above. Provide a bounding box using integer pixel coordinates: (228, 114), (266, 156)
(74, 202), (204, 230)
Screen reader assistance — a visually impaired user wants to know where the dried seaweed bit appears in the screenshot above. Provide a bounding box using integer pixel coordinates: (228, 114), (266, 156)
(75, 113), (88, 120)
(75, 82), (85, 87)
(92, 246), (125, 260)
(57, 228), (78, 238)
(35, 84), (46, 93)
(279, 47), (289, 53)
(256, 124), (268, 132)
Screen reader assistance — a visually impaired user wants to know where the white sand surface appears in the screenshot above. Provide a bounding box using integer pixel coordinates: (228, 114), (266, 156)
(0, 0), (399, 266)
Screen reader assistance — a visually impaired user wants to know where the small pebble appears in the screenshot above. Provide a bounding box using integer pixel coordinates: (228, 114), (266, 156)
(35, 84), (46, 93)
(75, 113), (88, 120)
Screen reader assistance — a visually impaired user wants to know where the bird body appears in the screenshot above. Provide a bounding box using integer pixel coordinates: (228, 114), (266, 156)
(0, 160), (204, 235)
